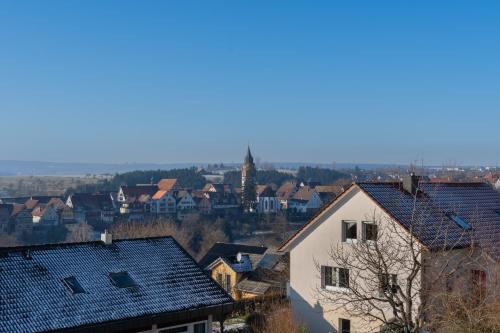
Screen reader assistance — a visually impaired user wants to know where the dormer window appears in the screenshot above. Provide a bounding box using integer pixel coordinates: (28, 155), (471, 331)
(342, 221), (357, 242)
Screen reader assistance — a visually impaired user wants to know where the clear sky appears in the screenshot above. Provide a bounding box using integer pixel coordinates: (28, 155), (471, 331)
(0, 1), (499, 166)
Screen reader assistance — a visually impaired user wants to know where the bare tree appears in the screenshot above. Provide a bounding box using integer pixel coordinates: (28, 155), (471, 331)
(66, 221), (93, 242)
(314, 186), (494, 333)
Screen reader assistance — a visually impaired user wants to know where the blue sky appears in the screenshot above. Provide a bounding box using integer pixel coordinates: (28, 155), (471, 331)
(0, 1), (499, 166)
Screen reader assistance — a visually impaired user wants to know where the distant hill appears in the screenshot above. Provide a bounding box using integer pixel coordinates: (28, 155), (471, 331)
(0, 160), (200, 176)
(0, 160), (407, 176)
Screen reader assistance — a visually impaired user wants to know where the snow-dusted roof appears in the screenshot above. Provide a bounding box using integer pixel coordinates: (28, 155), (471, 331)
(0, 237), (233, 333)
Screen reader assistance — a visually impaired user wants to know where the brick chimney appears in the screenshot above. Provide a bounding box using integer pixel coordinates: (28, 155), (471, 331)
(402, 173), (421, 195)
(101, 230), (112, 245)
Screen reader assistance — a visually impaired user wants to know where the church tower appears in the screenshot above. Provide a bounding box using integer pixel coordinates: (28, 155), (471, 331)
(241, 146), (257, 211)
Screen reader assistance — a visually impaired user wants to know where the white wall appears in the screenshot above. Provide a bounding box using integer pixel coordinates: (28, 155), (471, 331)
(289, 187), (419, 333)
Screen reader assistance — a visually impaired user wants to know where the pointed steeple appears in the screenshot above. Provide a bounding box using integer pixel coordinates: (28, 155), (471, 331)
(244, 146), (254, 164)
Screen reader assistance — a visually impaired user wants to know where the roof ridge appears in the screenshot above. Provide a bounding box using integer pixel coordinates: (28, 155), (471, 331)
(0, 235), (175, 253)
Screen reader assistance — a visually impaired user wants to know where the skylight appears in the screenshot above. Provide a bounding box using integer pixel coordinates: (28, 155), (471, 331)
(108, 271), (137, 288)
(448, 214), (471, 230)
(62, 276), (85, 294)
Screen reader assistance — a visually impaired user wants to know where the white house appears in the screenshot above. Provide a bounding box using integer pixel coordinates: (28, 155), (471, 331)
(256, 185), (280, 214)
(279, 178), (500, 333)
(150, 190), (176, 215)
(287, 186), (323, 213)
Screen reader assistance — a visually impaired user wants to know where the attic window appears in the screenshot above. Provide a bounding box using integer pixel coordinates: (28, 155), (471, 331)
(108, 271), (137, 288)
(448, 214), (471, 230)
(62, 276), (85, 294)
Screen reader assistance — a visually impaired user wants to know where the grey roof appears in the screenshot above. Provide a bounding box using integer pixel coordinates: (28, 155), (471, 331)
(357, 182), (500, 260)
(256, 252), (283, 270)
(0, 237), (233, 333)
(234, 279), (271, 295)
(199, 242), (267, 268)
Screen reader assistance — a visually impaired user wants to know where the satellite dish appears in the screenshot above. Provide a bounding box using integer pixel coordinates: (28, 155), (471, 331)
(236, 252), (242, 263)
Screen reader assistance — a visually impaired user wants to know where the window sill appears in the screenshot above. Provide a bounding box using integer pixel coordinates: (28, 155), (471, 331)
(325, 285), (350, 293)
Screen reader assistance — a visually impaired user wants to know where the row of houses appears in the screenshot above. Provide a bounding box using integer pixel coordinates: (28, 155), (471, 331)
(0, 175), (498, 333)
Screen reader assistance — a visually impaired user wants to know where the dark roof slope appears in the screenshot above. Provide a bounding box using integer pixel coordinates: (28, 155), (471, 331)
(121, 185), (158, 198)
(198, 242), (267, 269)
(0, 237), (233, 333)
(70, 193), (113, 211)
(357, 182), (500, 259)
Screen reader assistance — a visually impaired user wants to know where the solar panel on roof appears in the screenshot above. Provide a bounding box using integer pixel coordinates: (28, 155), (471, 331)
(62, 276), (85, 294)
(108, 271), (137, 288)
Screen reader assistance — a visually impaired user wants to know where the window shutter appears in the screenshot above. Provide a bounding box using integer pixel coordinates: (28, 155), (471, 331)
(341, 222), (347, 242)
(332, 267), (337, 286)
(321, 266), (326, 289)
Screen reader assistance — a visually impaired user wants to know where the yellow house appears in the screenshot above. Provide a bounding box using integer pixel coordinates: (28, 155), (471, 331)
(207, 252), (284, 301)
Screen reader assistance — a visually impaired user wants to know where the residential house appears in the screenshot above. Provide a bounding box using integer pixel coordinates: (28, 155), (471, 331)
(31, 204), (59, 226)
(66, 193), (115, 224)
(10, 204), (33, 238)
(175, 190), (197, 220)
(203, 183), (234, 194)
(314, 185), (345, 204)
(287, 186), (323, 214)
(150, 190), (176, 215)
(279, 177), (500, 333)
(200, 243), (287, 300)
(203, 191), (240, 216)
(256, 185), (280, 214)
(0, 234), (233, 333)
(275, 181), (298, 210)
(0, 204), (13, 233)
(117, 185), (157, 214)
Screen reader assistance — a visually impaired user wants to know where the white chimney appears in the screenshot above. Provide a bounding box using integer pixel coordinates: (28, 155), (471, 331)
(236, 252), (242, 263)
(101, 230), (112, 245)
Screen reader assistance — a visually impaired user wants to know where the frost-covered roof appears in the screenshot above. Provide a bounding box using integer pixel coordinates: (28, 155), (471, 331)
(0, 237), (233, 333)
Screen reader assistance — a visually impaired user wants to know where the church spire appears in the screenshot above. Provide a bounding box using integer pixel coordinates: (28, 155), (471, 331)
(244, 146), (254, 164)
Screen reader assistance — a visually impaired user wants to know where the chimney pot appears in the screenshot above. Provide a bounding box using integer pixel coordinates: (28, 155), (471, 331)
(101, 229), (112, 245)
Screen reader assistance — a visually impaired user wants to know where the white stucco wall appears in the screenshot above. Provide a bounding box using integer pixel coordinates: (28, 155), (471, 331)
(288, 187), (420, 333)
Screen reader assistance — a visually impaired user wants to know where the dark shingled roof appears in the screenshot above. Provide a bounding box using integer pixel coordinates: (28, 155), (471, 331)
(0, 237), (233, 333)
(280, 181), (500, 261)
(357, 182), (500, 260)
(198, 243), (267, 269)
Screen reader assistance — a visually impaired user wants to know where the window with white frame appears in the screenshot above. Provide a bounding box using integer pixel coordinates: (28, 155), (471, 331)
(342, 221), (357, 242)
(362, 222), (377, 241)
(321, 266), (349, 289)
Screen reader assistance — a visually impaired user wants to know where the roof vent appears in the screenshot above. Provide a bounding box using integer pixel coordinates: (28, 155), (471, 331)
(101, 230), (112, 245)
(23, 249), (32, 260)
(236, 252), (242, 263)
(402, 174), (421, 195)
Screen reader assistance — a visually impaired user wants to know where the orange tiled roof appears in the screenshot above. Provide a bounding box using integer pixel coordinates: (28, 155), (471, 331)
(158, 179), (178, 192)
(152, 190), (168, 200)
